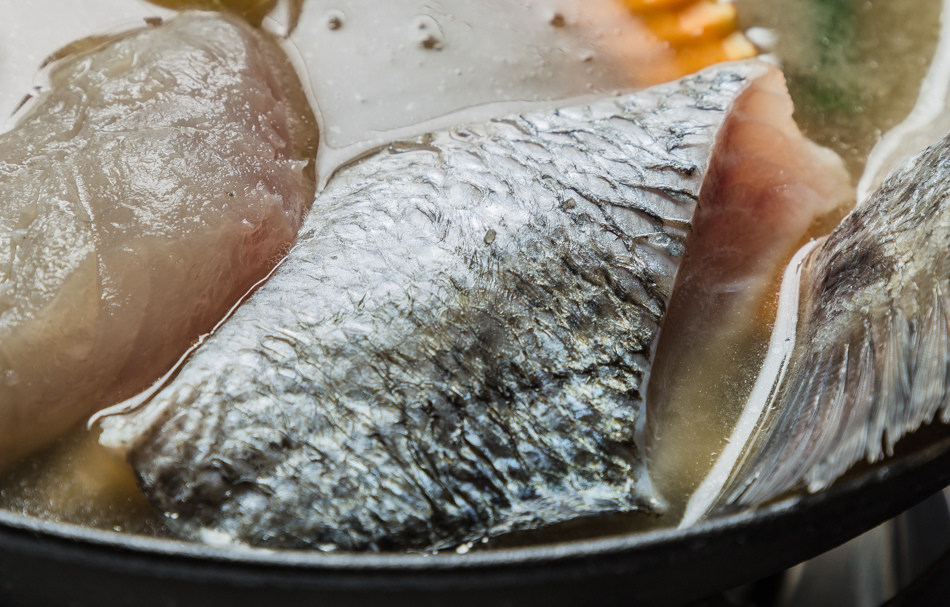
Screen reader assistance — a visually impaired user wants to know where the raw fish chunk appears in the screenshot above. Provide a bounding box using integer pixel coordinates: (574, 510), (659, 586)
(644, 67), (851, 502)
(0, 12), (317, 468)
(720, 132), (950, 507)
(101, 62), (798, 551)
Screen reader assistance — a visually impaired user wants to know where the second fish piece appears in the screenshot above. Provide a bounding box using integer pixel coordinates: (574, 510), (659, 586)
(99, 60), (847, 551)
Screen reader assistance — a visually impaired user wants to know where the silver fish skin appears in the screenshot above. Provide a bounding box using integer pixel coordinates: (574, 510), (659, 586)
(101, 61), (769, 551)
(723, 130), (950, 508)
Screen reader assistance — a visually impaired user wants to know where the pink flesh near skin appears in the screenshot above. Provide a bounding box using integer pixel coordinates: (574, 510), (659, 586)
(644, 66), (853, 505)
(0, 13), (317, 469)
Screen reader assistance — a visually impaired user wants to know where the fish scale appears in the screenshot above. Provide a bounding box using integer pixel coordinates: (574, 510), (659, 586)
(100, 61), (770, 551)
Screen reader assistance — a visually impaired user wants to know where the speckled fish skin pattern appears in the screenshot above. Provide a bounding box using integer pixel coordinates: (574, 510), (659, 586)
(724, 127), (950, 508)
(102, 61), (766, 551)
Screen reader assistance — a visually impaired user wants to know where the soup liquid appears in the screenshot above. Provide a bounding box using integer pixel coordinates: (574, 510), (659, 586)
(737, 0), (944, 178)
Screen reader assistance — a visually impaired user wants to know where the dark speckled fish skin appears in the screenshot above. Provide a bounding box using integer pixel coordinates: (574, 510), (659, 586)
(722, 130), (950, 508)
(101, 61), (768, 551)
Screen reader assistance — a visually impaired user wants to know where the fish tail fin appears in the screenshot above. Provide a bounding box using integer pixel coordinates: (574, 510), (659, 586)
(725, 277), (950, 508)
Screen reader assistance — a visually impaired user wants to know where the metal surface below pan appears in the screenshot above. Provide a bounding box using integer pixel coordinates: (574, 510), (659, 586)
(2, 432), (950, 607)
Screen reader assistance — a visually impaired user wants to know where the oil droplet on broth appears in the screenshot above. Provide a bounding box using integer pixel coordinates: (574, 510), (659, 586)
(324, 9), (344, 31)
(412, 15), (445, 51)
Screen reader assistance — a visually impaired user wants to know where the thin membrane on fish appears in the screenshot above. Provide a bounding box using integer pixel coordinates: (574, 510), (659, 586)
(99, 60), (843, 551)
(0, 12), (318, 469)
(717, 131), (950, 509)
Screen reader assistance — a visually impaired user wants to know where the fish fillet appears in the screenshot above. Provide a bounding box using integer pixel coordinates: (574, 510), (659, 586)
(722, 131), (950, 508)
(0, 13), (318, 468)
(644, 67), (852, 504)
(99, 60), (844, 551)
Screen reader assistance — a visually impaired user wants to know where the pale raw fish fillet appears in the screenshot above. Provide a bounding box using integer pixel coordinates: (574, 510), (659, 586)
(0, 12), (318, 468)
(644, 68), (852, 500)
(99, 61), (847, 551)
(720, 131), (950, 508)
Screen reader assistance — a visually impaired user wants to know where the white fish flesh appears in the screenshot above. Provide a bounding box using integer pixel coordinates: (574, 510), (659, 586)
(0, 13), (318, 468)
(99, 60), (849, 551)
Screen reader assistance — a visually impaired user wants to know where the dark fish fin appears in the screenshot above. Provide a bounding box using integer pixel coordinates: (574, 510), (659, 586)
(693, 131), (950, 516)
(726, 278), (950, 507)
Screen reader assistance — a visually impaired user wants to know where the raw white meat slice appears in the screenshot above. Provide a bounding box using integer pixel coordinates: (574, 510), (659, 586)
(0, 12), (317, 468)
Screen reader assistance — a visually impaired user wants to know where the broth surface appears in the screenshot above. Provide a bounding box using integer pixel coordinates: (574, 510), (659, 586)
(737, 0), (944, 177)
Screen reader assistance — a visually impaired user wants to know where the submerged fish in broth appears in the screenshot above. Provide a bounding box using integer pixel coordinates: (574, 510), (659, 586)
(99, 60), (849, 551)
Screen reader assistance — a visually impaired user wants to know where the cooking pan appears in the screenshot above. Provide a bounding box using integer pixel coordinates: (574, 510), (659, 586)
(1, 429), (950, 607)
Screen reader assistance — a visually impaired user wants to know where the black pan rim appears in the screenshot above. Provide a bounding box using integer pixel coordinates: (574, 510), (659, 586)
(2, 432), (950, 607)
(2, 430), (950, 572)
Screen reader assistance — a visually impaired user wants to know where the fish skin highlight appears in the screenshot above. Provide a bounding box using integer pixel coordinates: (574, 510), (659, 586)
(721, 130), (950, 508)
(0, 12), (318, 469)
(99, 61), (783, 552)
